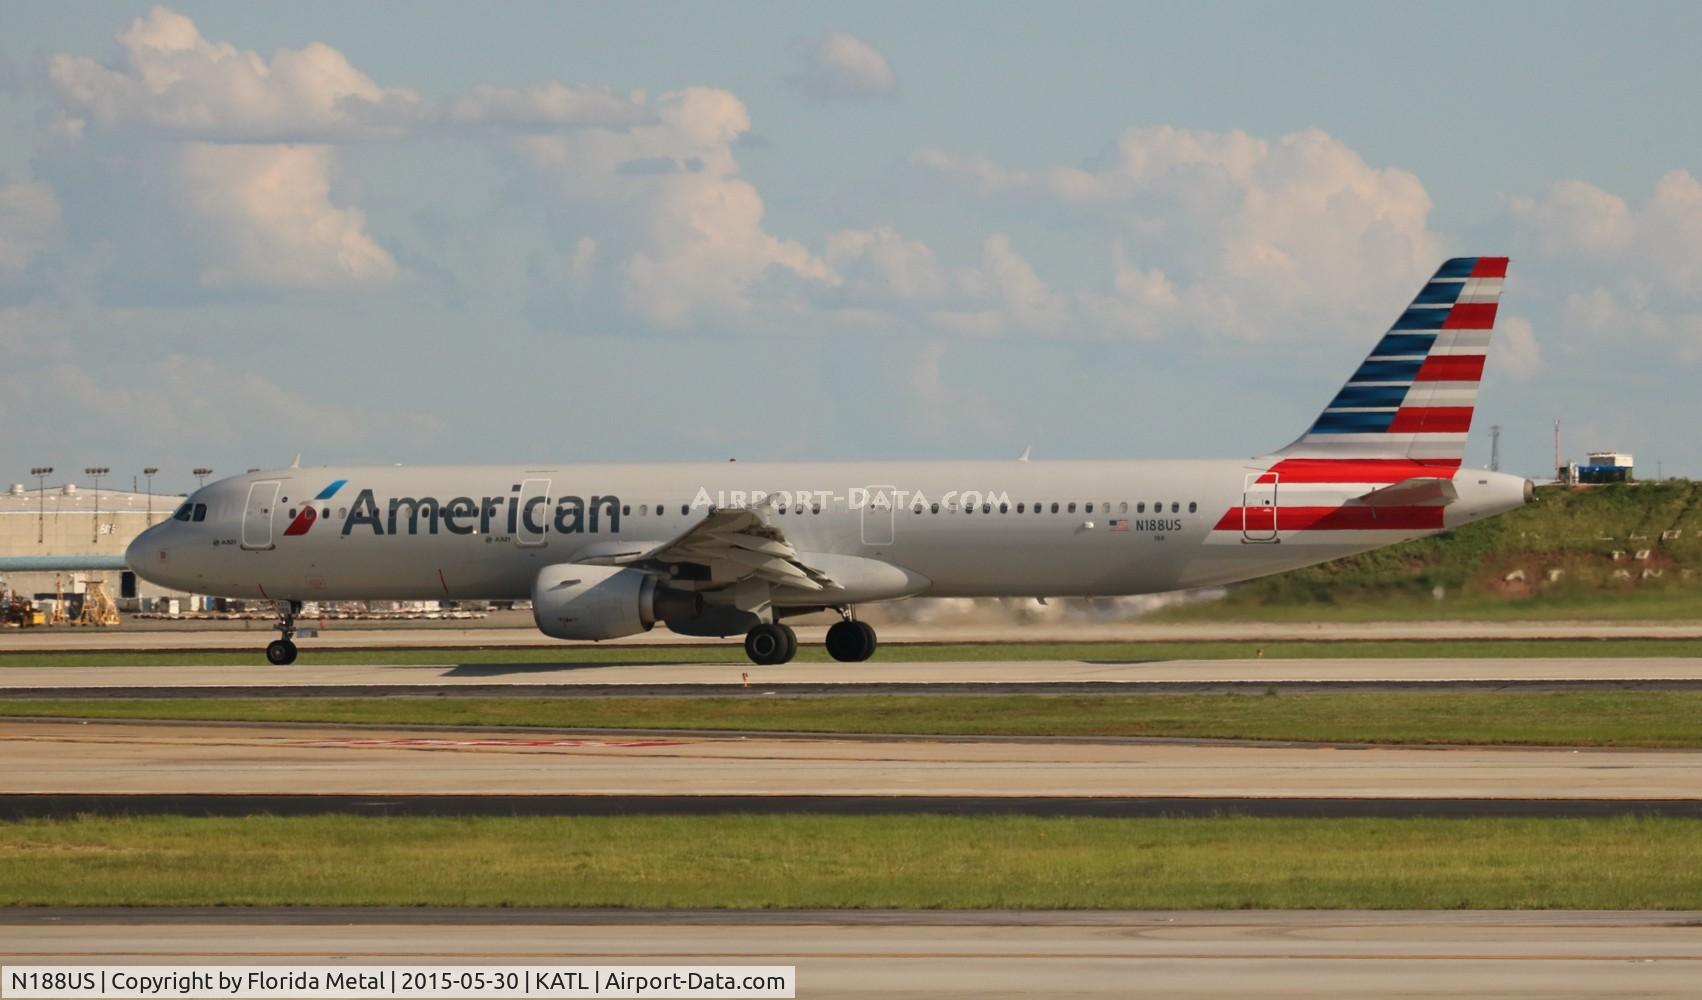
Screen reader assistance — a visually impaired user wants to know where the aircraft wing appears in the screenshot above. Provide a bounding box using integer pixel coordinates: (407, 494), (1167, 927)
(1354, 477), (1459, 508)
(572, 508), (837, 591)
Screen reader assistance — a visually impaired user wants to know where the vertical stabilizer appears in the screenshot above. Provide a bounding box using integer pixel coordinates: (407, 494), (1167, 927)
(1277, 257), (1508, 464)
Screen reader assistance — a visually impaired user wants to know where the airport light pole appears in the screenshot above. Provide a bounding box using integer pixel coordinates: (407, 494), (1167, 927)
(30, 466), (52, 545)
(143, 467), (159, 523)
(85, 466), (108, 544)
(193, 467), (213, 488)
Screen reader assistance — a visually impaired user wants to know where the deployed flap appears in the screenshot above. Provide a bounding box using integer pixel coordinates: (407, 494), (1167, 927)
(574, 508), (836, 591)
(1354, 477), (1459, 508)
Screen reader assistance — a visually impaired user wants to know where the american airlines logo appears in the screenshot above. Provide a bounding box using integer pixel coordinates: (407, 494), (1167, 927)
(282, 481), (1024, 539)
(287, 484), (628, 538)
(282, 479), (347, 536)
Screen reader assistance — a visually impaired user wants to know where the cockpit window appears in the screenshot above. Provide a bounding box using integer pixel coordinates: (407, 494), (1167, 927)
(192, 504), (207, 522)
(173, 503), (193, 522)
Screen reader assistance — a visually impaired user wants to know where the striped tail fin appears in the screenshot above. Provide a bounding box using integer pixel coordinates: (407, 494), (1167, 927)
(1277, 256), (1508, 463)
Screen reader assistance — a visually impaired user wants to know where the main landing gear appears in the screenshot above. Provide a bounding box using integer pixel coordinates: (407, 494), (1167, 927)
(742, 612), (877, 665)
(266, 600), (301, 665)
(825, 618), (877, 663)
(744, 622), (797, 665)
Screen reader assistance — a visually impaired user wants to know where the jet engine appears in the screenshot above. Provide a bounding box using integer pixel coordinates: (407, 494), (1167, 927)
(531, 564), (700, 640)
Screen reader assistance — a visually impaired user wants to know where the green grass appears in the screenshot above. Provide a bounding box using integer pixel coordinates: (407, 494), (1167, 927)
(11, 690), (1702, 747)
(8, 637), (1702, 668)
(3, 815), (1701, 909)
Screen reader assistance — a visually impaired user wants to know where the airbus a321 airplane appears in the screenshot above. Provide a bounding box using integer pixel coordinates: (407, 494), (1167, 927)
(130, 257), (1531, 666)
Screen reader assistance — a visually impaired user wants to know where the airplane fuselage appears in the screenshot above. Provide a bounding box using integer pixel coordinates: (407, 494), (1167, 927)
(130, 458), (1532, 605)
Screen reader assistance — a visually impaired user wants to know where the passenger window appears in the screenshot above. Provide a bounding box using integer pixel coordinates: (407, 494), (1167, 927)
(287, 508), (297, 518)
(1016, 502), (1025, 513)
(192, 504), (207, 522)
(812, 504), (821, 515)
(931, 503), (939, 514)
(1067, 502), (1077, 513)
(1171, 502), (1180, 513)
(622, 505), (631, 516)
(681, 504), (689, 516)
(1085, 503), (1094, 514)
(1120, 502), (1129, 513)
(1137, 502), (1146, 513)
(982, 502), (992, 514)
(1050, 502), (1059, 513)
(1189, 501), (1197, 513)
(639, 505), (648, 515)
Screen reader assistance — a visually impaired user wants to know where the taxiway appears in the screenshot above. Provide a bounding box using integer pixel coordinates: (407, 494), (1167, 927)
(5, 910), (1700, 998)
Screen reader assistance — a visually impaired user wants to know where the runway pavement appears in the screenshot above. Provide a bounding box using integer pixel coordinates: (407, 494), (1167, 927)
(5, 910), (1701, 997)
(5, 719), (1699, 802)
(8, 656), (1702, 697)
(7, 619), (1702, 650)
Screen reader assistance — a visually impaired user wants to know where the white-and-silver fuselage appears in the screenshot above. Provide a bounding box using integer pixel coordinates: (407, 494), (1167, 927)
(129, 458), (1532, 606)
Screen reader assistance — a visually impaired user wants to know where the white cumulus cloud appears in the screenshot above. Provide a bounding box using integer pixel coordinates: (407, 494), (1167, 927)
(48, 6), (425, 142)
(517, 86), (830, 330)
(907, 125), (1444, 342)
(788, 32), (898, 101)
(1512, 170), (1702, 364)
(38, 7), (406, 293)
(172, 143), (398, 290)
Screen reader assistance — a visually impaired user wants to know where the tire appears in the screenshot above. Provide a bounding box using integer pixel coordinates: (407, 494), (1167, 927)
(776, 623), (798, 663)
(826, 620), (876, 662)
(853, 620), (878, 661)
(265, 639), (297, 666)
(744, 623), (789, 665)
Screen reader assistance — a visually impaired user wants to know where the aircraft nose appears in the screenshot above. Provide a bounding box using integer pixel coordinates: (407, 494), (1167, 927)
(126, 521), (170, 578)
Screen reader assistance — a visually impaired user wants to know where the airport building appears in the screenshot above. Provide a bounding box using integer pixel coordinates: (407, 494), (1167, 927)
(0, 479), (195, 610)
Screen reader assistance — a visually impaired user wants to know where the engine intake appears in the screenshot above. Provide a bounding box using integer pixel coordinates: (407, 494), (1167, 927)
(531, 564), (699, 641)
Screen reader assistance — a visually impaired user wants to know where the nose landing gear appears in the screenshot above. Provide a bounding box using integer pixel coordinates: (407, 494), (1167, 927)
(266, 600), (301, 665)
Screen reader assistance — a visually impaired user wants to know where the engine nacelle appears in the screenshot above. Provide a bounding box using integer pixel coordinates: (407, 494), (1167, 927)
(532, 564), (699, 641)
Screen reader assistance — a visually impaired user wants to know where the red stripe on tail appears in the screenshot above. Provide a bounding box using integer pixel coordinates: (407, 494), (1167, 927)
(1413, 355), (1486, 382)
(1443, 303), (1498, 329)
(1213, 505), (1447, 532)
(1388, 407), (1474, 434)
(1267, 458), (1462, 484)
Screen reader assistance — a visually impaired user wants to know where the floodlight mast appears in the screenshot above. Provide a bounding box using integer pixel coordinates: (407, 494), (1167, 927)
(143, 467), (159, 523)
(85, 466), (109, 544)
(30, 466), (52, 544)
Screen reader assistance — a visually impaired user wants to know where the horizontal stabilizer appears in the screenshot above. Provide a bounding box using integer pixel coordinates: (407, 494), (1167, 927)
(1354, 477), (1458, 508)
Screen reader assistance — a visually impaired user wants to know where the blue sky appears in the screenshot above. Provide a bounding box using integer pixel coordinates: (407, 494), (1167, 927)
(2, 1), (1700, 492)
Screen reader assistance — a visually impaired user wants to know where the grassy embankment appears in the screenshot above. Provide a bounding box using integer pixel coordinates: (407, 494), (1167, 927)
(1157, 481), (1702, 621)
(9, 690), (1702, 747)
(3, 815), (1700, 909)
